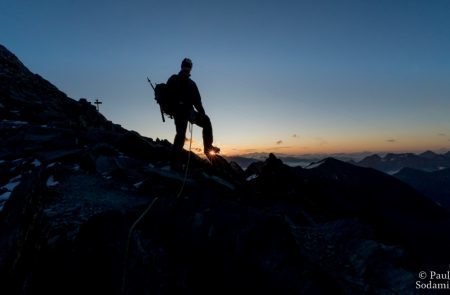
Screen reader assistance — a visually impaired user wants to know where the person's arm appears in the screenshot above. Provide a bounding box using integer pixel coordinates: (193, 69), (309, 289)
(192, 82), (206, 115)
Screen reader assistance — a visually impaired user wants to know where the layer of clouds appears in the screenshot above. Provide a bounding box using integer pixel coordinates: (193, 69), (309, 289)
(269, 146), (293, 150)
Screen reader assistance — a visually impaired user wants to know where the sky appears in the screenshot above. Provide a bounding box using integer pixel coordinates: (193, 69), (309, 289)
(1, 0), (450, 156)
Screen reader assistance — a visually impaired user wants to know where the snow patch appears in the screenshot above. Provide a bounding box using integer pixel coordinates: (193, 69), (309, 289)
(10, 175), (22, 182)
(0, 191), (12, 211)
(46, 176), (59, 187)
(0, 191), (11, 202)
(305, 160), (325, 169)
(3, 180), (21, 191)
(101, 172), (112, 180)
(387, 170), (401, 175)
(246, 174), (258, 181)
(0, 176), (21, 211)
(2, 119), (28, 125)
(47, 162), (58, 168)
(202, 173), (235, 190)
(134, 181), (143, 189)
(31, 159), (42, 167)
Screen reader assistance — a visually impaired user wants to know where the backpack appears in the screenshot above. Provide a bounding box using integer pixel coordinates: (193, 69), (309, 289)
(154, 83), (176, 117)
(147, 78), (176, 122)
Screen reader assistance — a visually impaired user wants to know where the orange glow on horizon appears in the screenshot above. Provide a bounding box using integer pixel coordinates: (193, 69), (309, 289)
(214, 141), (450, 156)
(182, 139), (449, 156)
(175, 127), (450, 157)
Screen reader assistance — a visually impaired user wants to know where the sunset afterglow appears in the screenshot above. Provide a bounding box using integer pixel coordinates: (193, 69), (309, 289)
(2, 0), (449, 156)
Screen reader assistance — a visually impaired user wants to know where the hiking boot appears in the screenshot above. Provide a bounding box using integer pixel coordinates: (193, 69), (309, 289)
(204, 145), (220, 156)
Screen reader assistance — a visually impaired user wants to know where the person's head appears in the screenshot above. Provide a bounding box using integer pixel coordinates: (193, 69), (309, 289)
(181, 58), (193, 74)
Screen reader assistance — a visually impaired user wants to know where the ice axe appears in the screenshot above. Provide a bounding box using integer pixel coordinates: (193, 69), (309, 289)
(147, 77), (165, 122)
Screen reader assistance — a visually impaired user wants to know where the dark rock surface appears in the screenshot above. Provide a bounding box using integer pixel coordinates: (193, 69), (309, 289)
(1, 44), (449, 294)
(394, 167), (450, 210)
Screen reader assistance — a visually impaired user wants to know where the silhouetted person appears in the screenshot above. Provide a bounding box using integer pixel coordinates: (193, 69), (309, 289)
(167, 58), (220, 171)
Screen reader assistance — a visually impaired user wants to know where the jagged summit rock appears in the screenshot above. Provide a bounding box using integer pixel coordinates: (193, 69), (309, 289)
(0, 44), (115, 129)
(0, 44), (33, 77)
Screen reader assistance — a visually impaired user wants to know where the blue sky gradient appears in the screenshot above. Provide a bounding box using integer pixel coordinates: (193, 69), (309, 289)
(2, 0), (450, 155)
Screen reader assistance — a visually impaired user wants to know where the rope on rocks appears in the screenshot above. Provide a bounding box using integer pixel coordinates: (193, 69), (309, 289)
(121, 122), (194, 294)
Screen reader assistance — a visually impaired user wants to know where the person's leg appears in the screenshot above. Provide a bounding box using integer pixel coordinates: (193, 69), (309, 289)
(172, 116), (188, 170)
(190, 111), (217, 154)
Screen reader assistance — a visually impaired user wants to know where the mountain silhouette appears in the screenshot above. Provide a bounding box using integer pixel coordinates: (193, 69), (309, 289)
(1, 44), (450, 294)
(357, 151), (450, 173)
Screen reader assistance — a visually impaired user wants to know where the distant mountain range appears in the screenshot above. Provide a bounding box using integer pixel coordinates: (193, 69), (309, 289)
(226, 152), (375, 169)
(356, 151), (450, 174)
(228, 150), (450, 172)
(226, 155), (317, 169)
(234, 152), (374, 161)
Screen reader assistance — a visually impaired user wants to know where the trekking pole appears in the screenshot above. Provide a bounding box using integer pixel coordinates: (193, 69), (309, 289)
(147, 77), (165, 122)
(147, 77), (155, 90)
